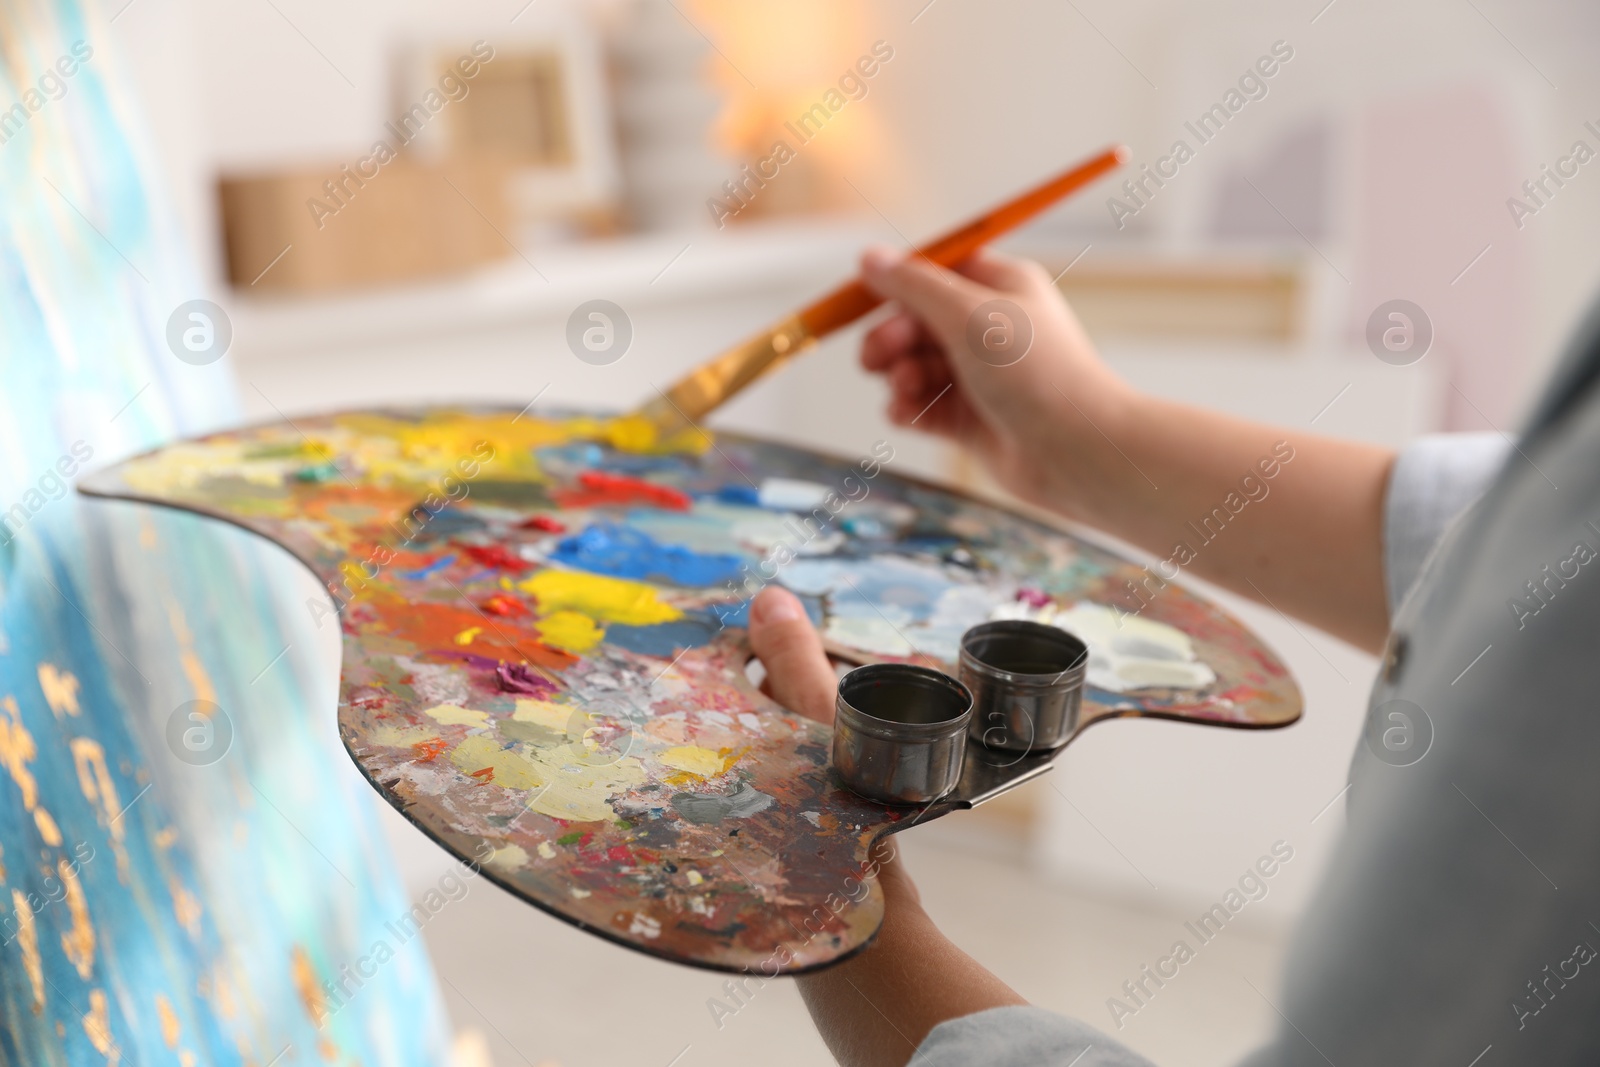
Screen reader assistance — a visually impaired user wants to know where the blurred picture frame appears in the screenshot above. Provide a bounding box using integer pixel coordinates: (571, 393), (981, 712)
(392, 9), (620, 227)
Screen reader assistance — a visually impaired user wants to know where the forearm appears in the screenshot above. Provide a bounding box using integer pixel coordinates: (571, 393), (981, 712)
(796, 856), (1026, 1067)
(1037, 389), (1395, 653)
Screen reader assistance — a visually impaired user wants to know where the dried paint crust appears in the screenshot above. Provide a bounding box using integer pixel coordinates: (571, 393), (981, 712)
(79, 407), (1300, 973)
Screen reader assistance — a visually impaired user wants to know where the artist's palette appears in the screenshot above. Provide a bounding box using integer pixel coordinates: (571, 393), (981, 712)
(80, 408), (1300, 973)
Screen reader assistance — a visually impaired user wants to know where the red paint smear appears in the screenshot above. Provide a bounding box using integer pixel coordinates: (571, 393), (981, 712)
(552, 470), (692, 511)
(519, 514), (567, 533)
(606, 845), (632, 864)
(412, 738), (450, 762)
(381, 598), (573, 670)
(469, 767), (495, 783)
(348, 688), (389, 710)
(458, 543), (532, 573)
(481, 594), (529, 617)
(386, 548), (445, 570)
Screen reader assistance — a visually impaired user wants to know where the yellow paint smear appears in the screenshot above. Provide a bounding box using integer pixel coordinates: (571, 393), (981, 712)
(450, 735), (544, 790)
(368, 724), (441, 749)
(519, 570), (681, 627)
(424, 704), (490, 728)
(449, 735), (646, 822)
(513, 699), (571, 731)
(346, 410), (706, 474)
(659, 745), (727, 778)
(534, 611), (603, 653)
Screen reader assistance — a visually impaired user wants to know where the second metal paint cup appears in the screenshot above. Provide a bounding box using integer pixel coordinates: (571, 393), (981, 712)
(833, 663), (973, 805)
(960, 620), (1087, 753)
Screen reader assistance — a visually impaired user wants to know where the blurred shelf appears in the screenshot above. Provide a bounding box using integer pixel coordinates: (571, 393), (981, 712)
(230, 217), (876, 352)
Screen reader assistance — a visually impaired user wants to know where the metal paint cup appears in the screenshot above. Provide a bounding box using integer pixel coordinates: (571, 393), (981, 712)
(960, 620), (1087, 753)
(833, 664), (974, 805)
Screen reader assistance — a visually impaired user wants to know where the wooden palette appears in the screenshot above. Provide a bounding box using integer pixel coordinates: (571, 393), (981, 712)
(79, 407), (1300, 974)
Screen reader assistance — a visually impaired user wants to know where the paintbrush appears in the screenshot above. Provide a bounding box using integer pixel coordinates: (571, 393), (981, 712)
(630, 144), (1128, 441)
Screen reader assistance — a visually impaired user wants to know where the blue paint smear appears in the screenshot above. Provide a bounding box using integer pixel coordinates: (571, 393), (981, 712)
(707, 593), (824, 629)
(715, 484), (761, 506)
(535, 442), (604, 469)
(403, 507), (484, 542)
(606, 617), (722, 656)
(710, 599), (750, 627)
(397, 554), (456, 580)
(595, 452), (699, 475)
(551, 522), (746, 587)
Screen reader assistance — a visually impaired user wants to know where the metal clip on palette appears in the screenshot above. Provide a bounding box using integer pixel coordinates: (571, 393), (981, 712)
(833, 620), (1090, 808)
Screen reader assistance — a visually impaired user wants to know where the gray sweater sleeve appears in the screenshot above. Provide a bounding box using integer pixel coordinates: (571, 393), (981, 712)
(917, 1006), (1156, 1066)
(912, 434), (1520, 1067)
(1380, 432), (1509, 613)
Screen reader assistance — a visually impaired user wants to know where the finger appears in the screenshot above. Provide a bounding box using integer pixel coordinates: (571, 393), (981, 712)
(958, 249), (1058, 295)
(889, 356), (927, 401)
(860, 245), (992, 339)
(888, 370), (957, 432)
(861, 313), (921, 371)
(748, 587), (837, 725)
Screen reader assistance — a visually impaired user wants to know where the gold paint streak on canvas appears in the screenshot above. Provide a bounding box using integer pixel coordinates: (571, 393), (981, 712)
(292, 945), (328, 1025)
(171, 879), (202, 938)
(0, 695), (41, 809)
(33, 807), (63, 846)
(58, 857), (95, 978)
(72, 736), (122, 828)
(12, 890), (42, 1013)
(212, 968), (239, 1019)
(70, 738), (132, 877)
(36, 664), (82, 717)
(0, 695), (66, 846)
(156, 994), (181, 1048)
(83, 989), (119, 1064)
(164, 597), (217, 705)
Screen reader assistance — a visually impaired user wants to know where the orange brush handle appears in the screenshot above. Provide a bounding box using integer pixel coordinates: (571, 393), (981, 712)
(797, 144), (1128, 338)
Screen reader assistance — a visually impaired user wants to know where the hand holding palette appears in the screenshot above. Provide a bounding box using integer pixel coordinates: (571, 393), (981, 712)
(80, 407), (1299, 973)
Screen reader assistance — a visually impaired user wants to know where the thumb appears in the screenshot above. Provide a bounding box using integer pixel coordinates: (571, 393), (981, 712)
(747, 587), (837, 725)
(860, 245), (992, 341)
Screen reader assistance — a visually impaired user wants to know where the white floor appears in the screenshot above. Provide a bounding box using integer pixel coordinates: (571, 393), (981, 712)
(401, 810), (1287, 1067)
